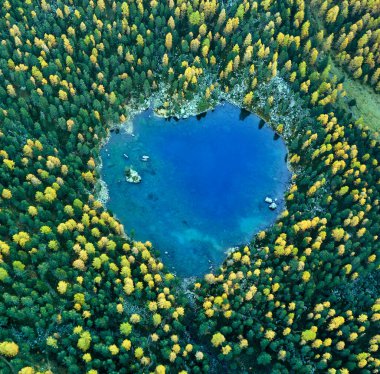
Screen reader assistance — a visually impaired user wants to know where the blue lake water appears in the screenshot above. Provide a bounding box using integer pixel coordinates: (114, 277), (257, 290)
(100, 104), (290, 277)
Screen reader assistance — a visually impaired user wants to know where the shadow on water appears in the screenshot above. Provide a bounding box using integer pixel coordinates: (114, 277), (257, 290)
(196, 112), (208, 121)
(239, 108), (251, 121)
(165, 116), (180, 122)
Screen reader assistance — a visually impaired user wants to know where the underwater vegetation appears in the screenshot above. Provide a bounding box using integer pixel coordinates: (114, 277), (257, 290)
(0, 0), (379, 373)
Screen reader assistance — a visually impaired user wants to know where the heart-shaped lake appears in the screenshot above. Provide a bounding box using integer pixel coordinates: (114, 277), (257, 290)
(100, 103), (290, 277)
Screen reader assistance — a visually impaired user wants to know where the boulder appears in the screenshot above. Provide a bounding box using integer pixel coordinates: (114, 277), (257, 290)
(265, 197), (273, 204)
(125, 168), (142, 183)
(269, 202), (277, 210)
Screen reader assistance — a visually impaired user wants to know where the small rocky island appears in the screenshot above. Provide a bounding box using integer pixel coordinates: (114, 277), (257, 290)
(125, 167), (141, 183)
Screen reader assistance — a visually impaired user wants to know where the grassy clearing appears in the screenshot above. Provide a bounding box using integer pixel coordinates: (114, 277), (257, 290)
(308, 4), (380, 133)
(330, 59), (380, 133)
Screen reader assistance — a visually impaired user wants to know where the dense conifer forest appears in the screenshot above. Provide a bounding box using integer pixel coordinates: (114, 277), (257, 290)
(0, 0), (379, 373)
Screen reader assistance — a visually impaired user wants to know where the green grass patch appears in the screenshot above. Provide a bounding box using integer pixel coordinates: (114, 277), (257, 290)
(330, 59), (380, 133)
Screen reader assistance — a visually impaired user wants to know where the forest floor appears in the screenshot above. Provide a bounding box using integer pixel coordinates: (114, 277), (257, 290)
(330, 59), (380, 133)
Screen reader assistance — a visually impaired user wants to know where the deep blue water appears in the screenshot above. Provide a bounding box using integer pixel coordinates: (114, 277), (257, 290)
(100, 104), (290, 277)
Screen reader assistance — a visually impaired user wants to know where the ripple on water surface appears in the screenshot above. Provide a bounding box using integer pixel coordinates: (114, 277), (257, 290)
(100, 103), (290, 277)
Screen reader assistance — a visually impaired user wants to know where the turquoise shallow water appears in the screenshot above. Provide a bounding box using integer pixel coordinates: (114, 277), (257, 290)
(100, 104), (290, 277)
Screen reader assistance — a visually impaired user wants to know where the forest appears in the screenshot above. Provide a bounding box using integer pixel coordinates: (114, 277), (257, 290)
(0, 0), (379, 373)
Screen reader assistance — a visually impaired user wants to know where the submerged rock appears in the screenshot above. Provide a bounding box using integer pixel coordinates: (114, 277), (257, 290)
(125, 167), (141, 183)
(269, 202), (277, 210)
